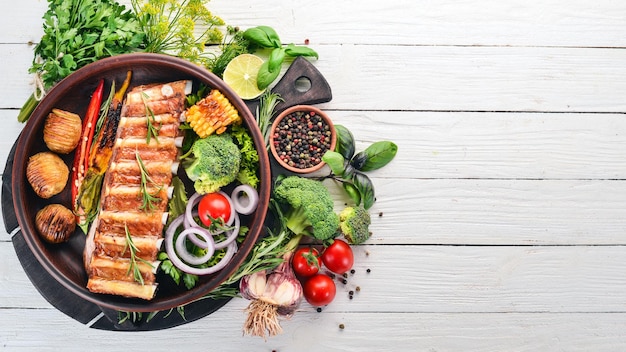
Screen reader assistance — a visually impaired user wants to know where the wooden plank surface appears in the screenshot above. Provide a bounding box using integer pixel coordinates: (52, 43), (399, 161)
(2, 0), (626, 350)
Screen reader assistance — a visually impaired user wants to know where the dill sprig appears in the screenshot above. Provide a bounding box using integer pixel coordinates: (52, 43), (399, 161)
(135, 152), (163, 212)
(130, 0), (225, 66)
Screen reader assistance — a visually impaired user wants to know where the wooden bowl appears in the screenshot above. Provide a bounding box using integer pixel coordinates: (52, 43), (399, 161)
(269, 105), (337, 174)
(12, 53), (271, 312)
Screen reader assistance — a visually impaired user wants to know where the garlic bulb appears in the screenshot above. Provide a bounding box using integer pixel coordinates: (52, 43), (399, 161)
(241, 253), (303, 339)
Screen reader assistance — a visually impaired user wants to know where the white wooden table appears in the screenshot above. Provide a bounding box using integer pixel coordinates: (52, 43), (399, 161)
(2, 0), (626, 350)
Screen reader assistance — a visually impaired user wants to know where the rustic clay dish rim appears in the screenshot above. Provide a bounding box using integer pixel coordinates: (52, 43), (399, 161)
(12, 53), (271, 312)
(269, 105), (337, 174)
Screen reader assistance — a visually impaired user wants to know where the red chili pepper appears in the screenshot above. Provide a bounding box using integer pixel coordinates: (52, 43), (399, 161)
(71, 79), (104, 207)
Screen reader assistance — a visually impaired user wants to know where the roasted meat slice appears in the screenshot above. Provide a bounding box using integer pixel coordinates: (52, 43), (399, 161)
(89, 255), (157, 283)
(101, 185), (169, 212)
(96, 211), (165, 238)
(112, 137), (178, 163)
(87, 277), (157, 300)
(107, 160), (174, 187)
(94, 232), (162, 260)
(124, 80), (191, 105)
(118, 114), (180, 139)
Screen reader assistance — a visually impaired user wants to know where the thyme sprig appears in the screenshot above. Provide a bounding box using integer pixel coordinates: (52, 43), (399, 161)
(135, 152), (163, 212)
(123, 225), (154, 285)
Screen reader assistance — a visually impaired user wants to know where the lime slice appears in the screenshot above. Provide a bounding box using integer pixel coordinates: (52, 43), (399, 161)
(223, 54), (265, 100)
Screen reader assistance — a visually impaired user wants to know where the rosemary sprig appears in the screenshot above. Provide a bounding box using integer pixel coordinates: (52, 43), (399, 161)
(256, 90), (283, 150)
(135, 152), (163, 212)
(118, 310), (143, 325)
(141, 91), (162, 144)
(123, 224), (154, 285)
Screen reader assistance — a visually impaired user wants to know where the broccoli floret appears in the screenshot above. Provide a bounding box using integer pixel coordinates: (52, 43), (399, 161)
(273, 176), (339, 241)
(338, 206), (371, 244)
(182, 133), (241, 194)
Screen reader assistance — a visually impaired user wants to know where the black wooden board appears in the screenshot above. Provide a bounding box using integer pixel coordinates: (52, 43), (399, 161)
(2, 57), (331, 331)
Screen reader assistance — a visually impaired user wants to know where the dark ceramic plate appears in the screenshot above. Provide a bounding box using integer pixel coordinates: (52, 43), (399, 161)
(12, 53), (271, 312)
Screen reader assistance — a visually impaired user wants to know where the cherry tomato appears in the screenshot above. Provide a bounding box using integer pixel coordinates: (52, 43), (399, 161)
(292, 247), (321, 278)
(303, 273), (336, 306)
(197, 192), (232, 228)
(321, 239), (354, 274)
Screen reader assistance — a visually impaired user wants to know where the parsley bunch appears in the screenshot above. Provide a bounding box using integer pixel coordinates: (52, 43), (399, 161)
(18, 0), (144, 122)
(31, 0), (144, 88)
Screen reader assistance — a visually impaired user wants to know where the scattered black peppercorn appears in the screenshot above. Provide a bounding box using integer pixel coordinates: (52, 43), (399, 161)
(379, 212), (383, 217)
(316, 307), (323, 313)
(350, 269), (356, 274)
(339, 323), (345, 329)
(366, 268), (371, 273)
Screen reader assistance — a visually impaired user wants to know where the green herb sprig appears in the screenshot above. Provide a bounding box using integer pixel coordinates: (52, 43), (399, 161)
(135, 152), (164, 212)
(141, 92), (162, 144)
(123, 225), (154, 285)
(256, 90), (283, 150)
(207, 26), (253, 78)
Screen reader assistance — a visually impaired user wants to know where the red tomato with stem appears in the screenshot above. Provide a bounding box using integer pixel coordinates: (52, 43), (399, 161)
(292, 247), (322, 278)
(197, 192), (232, 228)
(303, 273), (336, 306)
(321, 239), (354, 274)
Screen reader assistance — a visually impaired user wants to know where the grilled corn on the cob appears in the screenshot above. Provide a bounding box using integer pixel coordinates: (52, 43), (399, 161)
(184, 89), (241, 138)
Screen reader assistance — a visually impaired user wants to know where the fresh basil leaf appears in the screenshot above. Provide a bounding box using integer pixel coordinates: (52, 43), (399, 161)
(360, 141), (398, 171)
(322, 150), (345, 176)
(268, 47), (286, 73)
(342, 161), (356, 180)
(350, 151), (368, 170)
(257, 60), (281, 90)
(353, 172), (375, 209)
(243, 26), (281, 48)
(343, 181), (361, 205)
(284, 43), (319, 59)
(258, 26), (282, 47)
(334, 124), (356, 160)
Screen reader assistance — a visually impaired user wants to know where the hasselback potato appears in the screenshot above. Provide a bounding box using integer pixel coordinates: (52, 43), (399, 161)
(35, 204), (76, 243)
(43, 109), (82, 154)
(26, 151), (69, 199)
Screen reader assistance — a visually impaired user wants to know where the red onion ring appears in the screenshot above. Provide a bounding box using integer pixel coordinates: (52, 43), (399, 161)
(165, 233), (238, 276)
(174, 227), (216, 265)
(230, 184), (259, 215)
(164, 202), (240, 276)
